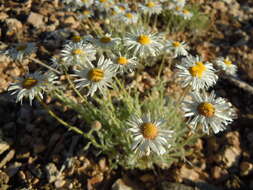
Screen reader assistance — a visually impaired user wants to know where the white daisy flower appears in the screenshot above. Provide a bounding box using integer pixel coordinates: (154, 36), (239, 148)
(89, 34), (120, 51)
(94, 0), (113, 12)
(164, 40), (189, 58)
(127, 113), (173, 155)
(170, 5), (184, 15)
(182, 91), (235, 134)
(215, 57), (237, 76)
(65, 35), (93, 45)
(172, 0), (186, 8)
(8, 71), (57, 105)
(69, 35), (84, 44)
(116, 12), (138, 25)
(76, 0), (94, 8)
(62, 0), (80, 10)
(78, 9), (94, 20)
(74, 56), (116, 96)
(179, 9), (193, 20)
(176, 55), (218, 91)
(4, 43), (37, 61)
(124, 28), (164, 58)
(139, 1), (162, 15)
(61, 41), (96, 67)
(113, 3), (130, 14)
(110, 52), (138, 73)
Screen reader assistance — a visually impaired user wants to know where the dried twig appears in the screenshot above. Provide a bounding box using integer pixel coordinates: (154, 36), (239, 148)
(222, 75), (253, 95)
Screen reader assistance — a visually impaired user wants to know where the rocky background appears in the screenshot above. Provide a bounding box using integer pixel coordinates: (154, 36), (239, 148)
(0, 0), (253, 189)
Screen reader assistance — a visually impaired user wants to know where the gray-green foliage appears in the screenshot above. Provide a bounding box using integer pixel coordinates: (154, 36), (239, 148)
(162, 4), (210, 33)
(53, 80), (200, 169)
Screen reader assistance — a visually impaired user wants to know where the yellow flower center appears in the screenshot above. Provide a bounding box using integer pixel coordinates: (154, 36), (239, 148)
(138, 35), (151, 45)
(175, 6), (181, 11)
(117, 57), (128, 65)
(82, 0), (87, 2)
(16, 44), (27, 51)
(119, 6), (126, 11)
(88, 68), (104, 82)
(146, 2), (155, 8)
(82, 10), (91, 15)
(22, 78), (38, 89)
(111, 10), (117, 15)
(189, 62), (206, 78)
(140, 122), (158, 140)
(197, 102), (215, 117)
(71, 36), (81, 43)
(100, 37), (112, 43)
(172, 41), (181, 47)
(72, 49), (84, 55)
(224, 58), (232, 66)
(125, 13), (133, 18)
(182, 9), (190, 14)
(99, 0), (107, 3)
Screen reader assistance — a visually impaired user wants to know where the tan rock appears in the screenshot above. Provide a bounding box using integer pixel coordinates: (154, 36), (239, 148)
(240, 161), (253, 176)
(211, 166), (228, 179)
(139, 174), (155, 183)
(179, 165), (200, 182)
(5, 18), (22, 37)
(27, 12), (44, 28)
(0, 12), (8, 21)
(222, 146), (241, 167)
(225, 131), (240, 147)
(212, 2), (228, 12)
(0, 141), (10, 155)
(0, 150), (15, 168)
(112, 179), (136, 190)
(63, 16), (79, 28)
(54, 178), (66, 188)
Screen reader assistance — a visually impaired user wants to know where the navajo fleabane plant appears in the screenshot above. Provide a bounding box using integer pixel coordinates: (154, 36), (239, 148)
(5, 0), (236, 170)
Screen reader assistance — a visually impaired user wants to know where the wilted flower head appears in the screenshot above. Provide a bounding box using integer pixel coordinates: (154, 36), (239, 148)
(8, 71), (58, 105)
(215, 57), (237, 76)
(3, 43), (37, 61)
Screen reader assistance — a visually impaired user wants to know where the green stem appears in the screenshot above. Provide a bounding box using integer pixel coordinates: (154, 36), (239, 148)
(153, 14), (158, 30)
(30, 58), (61, 75)
(63, 67), (87, 104)
(177, 85), (191, 105)
(157, 54), (166, 79)
(37, 96), (102, 148)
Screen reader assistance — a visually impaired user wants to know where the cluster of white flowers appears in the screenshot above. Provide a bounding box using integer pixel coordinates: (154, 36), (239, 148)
(175, 54), (236, 135)
(168, 0), (193, 20)
(2, 0), (238, 158)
